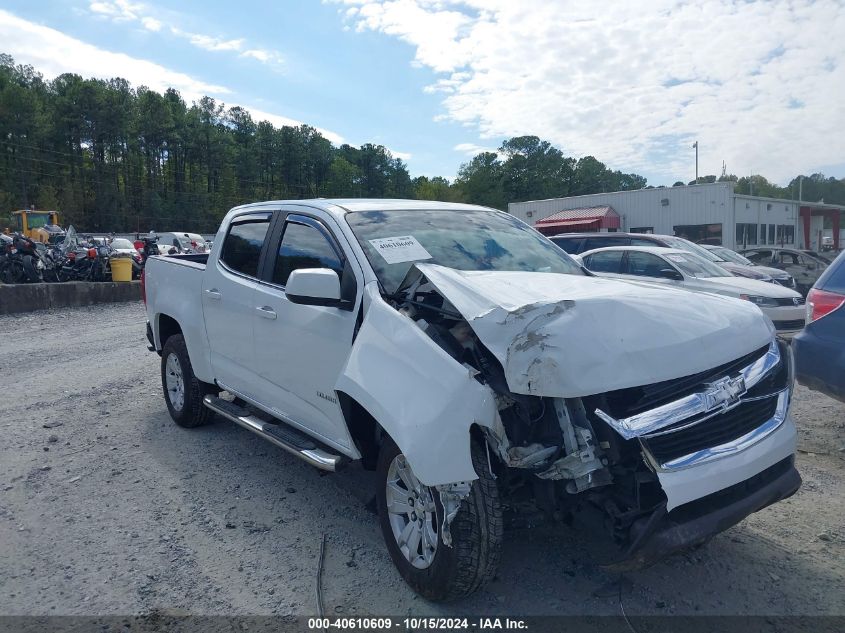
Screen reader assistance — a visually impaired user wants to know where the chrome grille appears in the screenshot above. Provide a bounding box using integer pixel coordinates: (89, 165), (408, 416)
(594, 339), (792, 471)
(643, 396), (779, 464)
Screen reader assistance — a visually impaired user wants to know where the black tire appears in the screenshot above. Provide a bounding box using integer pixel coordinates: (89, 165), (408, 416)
(22, 255), (42, 282)
(1, 259), (27, 284)
(376, 436), (503, 602)
(161, 334), (216, 428)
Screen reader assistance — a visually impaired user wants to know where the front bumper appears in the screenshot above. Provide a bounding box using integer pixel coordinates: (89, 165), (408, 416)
(622, 456), (800, 569)
(761, 305), (805, 335)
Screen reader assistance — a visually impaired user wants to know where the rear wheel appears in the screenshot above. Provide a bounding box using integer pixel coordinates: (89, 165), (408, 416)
(22, 255), (42, 282)
(376, 437), (503, 601)
(1, 259), (27, 284)
(161, 334), (216, 428)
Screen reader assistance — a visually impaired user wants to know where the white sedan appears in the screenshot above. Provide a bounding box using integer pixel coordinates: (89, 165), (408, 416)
(109, 237), (142, 259)
(580, 246), (806, 336)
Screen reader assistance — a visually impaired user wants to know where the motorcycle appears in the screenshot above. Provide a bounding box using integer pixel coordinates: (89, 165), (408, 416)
(0, 233), (11, 276)
(0, 233), (43, 283)
(137, 233), (160, 266)
(54, 226), (101, 282)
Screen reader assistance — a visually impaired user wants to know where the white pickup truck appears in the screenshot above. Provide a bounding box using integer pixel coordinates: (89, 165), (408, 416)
(143, 199), (801, 601)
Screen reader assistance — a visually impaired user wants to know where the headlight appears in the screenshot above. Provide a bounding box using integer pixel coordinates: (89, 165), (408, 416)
(740, 294), (779, 307)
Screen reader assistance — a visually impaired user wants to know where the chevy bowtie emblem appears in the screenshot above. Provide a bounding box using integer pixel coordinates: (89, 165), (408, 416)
(703, 376), (746, 412)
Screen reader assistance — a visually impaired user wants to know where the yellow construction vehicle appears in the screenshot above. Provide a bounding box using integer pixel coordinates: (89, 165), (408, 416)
(12, 209), (66, 243)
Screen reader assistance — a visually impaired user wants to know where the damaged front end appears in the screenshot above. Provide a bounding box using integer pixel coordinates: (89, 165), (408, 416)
(377, 264), (799, 560)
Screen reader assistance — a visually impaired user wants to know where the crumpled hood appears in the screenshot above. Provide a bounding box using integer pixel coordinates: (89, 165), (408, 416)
(416, 264), (774, 398)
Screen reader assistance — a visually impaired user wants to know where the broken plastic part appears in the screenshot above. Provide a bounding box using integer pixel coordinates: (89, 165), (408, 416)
(435, 481), (472, 547)
(507, 444), (558, 468)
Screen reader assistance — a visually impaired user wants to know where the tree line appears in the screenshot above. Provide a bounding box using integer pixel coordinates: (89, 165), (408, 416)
(1, 54), (842, 233)
(674, 173), (845, 208)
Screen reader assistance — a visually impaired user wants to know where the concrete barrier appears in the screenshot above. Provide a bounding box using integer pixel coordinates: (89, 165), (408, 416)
(0, 281), (142, 315)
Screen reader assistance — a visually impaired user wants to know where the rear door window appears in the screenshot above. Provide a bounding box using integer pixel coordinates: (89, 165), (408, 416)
(583, 250), (624, 273)
(626, 251), (670, 277)
(220, 215), (272, 278)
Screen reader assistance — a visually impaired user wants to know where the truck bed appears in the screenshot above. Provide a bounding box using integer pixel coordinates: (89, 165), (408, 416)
(144, 252), (212, 382)
(153, 252), (209, 268)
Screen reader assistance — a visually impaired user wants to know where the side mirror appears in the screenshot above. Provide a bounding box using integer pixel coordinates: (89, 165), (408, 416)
(659, 268), (683, 280)
(286, 268), (342, 307)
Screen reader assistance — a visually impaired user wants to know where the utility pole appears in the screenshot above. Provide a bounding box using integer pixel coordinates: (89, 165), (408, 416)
(692, 141), (699, 183)
(798, 175), (803, 201)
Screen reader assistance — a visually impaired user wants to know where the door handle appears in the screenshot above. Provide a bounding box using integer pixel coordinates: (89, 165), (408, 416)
(256, 306), (277, 320)
(204, 288), (221, 300)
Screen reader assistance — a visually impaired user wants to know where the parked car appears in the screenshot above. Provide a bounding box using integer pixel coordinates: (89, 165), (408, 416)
(580, 246), (806, 337)
(144, 200), (800, 601)
(701, 245), (796, 289)
(550, 232), (786, 285)
(156, 232), (207, 254)
(739, 248), (828, 295)
(793, 249), (845, 403)
(800, 249), (835, 265)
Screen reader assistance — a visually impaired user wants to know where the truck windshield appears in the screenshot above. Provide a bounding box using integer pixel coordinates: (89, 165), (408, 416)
(346, 209), (583, 293)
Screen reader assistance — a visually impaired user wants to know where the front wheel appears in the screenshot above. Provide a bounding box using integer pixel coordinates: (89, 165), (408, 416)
(376, 437), (503, 602)
(160, 334), (216, 428)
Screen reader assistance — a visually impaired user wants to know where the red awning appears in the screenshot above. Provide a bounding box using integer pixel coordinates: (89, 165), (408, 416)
(542, 218), (602, 228)
(534, 205), (621, 235)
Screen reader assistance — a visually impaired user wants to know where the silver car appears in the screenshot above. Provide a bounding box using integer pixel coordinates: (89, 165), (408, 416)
(702, 245), (796, 290)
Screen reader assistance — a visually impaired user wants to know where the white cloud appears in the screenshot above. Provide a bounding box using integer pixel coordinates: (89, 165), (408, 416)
(240, 49), (285, 67)
(88, 1), (284, 69)
(390, 149), (412, 161)
(246, 106), (344, 145)
(454, 142), (495, 156)
(0, 10), (343, 143)
(89, 0), (141, 21)
(0, 9), (228, 100)
(140, 16), (161, 31)
(174, 28), (244, 52)
(336, 0), (845, 184)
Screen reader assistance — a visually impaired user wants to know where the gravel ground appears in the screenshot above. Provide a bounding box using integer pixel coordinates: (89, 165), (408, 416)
(0, 302), (843, 619)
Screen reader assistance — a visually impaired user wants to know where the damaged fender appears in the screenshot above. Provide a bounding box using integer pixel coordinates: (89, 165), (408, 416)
(335, 283), (498, 487)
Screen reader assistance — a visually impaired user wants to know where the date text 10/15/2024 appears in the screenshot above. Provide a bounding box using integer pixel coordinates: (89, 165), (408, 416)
(308, 617), (528, 630)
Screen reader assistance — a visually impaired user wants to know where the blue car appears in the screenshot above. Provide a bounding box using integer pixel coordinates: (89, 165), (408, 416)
(793, 249), (845, 403)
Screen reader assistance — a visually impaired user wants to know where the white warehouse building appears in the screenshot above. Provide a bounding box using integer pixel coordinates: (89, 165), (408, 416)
(508, 182), (844, 252)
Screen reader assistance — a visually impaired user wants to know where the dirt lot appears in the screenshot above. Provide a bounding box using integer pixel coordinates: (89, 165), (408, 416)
(1, 302), (843, 619)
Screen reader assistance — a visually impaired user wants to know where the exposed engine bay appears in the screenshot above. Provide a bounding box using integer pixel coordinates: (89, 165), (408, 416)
(385, 267), (670, 546)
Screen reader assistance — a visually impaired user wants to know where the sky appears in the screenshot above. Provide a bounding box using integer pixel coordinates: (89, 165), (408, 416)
(1, 0), (844, 186)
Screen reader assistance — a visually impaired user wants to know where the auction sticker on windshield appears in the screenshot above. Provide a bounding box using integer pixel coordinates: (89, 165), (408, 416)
(369, 235), (432, 264)
(666, 254), (687, 262)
